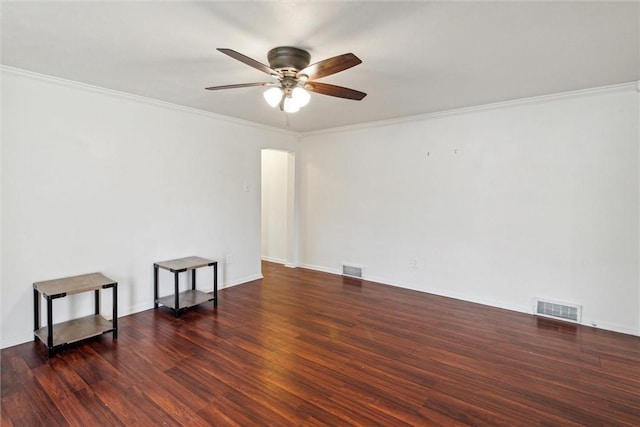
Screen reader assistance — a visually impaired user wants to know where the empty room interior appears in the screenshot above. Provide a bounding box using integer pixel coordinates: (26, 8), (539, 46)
(1, 1), (639, 425)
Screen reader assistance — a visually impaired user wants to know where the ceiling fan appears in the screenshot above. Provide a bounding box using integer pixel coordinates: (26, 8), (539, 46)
(205, 46), (366, 113)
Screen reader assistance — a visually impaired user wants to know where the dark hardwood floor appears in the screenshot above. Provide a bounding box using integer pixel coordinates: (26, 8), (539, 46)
(2, 261), (639, 426)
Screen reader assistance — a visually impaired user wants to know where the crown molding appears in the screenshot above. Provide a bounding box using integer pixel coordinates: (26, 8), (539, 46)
(3, 65), (634, 139)
(302, 81), (639, 137)
(1, 65), (300, 137)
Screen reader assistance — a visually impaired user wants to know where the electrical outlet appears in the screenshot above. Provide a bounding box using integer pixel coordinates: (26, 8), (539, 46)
(226, 254), (233, 264)
(410, 258), (418, 269)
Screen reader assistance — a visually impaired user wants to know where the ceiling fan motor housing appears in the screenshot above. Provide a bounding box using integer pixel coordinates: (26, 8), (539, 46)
(267, 46), (311, 71)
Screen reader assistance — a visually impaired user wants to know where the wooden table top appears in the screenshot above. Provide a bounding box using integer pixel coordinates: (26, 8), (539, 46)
(34, 272), (116, 297)
(154, 256), (217, 272)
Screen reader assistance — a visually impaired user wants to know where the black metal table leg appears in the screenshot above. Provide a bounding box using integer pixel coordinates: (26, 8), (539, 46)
(213, 262), (218, 307)
(94, 289), (100, 315)
(153, 265), (159, 309)
(112, 283), (118, 338)
(46, 297), (53, 356)
(174, 272), (180, 317)
(192, 269), (196, 291)
(33, 287), (40, 340)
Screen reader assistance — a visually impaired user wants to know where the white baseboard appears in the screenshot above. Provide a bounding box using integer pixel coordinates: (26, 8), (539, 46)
(300, 265), (640, 337)
(223, 273), (263, 288)
(299, 263), (341, 276)
(263, 257), (299, 268)
(261, 256), (286, 264)
(1, 332), (35, 350)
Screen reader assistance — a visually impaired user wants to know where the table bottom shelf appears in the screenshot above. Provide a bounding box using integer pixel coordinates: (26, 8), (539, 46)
(34, 314), (115, 349)
(155, 289), (215, 312)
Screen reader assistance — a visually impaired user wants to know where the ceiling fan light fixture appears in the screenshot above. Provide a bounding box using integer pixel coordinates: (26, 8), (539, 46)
(263, 87), (283, 107)
(283, 96), (300, 113)
(209, 47), (366, 112)
(291, 87), (310, 108)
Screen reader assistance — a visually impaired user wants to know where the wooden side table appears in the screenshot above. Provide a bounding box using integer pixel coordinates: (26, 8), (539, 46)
(154, 256), (218, 317)
(33, 272), (118, 357)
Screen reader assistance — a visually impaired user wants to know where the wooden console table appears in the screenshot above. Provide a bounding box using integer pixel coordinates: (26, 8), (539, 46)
(154, 256), (218, 317)
(33, 272), (118, 357)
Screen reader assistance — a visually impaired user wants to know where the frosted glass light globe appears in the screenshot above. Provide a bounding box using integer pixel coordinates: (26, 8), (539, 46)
(283, 96), (300, 113)
(263, 87), (283, 107)
(291, 87), (310, 107)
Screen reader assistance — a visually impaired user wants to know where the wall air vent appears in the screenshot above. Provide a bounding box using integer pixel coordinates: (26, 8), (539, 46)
(342, 264), (363, 278)
(535, 298), (581, 323)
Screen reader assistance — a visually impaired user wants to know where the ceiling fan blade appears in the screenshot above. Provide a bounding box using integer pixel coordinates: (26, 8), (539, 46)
(217, 48), (280, 77)
(205, 82), (278, 90)
(305, 82), (367, 100)
(300, 53), (362, 80)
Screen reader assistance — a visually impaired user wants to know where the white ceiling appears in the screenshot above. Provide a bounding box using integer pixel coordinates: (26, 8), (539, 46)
(2, 1), (638, 133)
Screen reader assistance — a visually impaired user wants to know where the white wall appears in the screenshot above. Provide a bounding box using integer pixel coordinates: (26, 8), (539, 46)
(2, 68), (638, 349)
(1, 68), (298, 348)
(300, 84), (639, 336)
(261, 149), (289, 263)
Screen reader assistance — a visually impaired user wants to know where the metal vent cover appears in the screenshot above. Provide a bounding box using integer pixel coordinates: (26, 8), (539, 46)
(342, 264), (363, 278)
(535, 298), (581, 323)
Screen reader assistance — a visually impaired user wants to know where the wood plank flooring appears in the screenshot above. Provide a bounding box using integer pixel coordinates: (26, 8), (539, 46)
(2, 261), (639, 426)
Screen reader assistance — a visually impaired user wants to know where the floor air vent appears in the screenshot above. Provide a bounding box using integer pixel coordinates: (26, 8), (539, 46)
(535, 298), (581, 323)
(342, 264), (363, 278)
